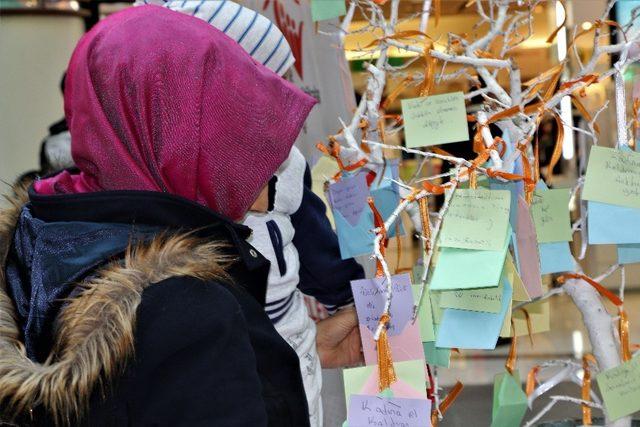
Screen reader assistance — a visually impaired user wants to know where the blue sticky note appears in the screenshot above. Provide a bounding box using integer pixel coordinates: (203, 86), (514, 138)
(538, 241), (574, 274)
(330, 162), (404, 259)
(617, 244), (640, 264)
(435, 279), (512, 350)
(588, 201), (640, 245)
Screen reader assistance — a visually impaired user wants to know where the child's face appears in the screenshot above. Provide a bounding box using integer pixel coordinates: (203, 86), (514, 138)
(249, 183), (269, 213)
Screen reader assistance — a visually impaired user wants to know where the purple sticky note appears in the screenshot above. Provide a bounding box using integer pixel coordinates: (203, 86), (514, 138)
(329, 173), (369, 227)
(351, 274), (414, 335)
(347, 395), (432, 427)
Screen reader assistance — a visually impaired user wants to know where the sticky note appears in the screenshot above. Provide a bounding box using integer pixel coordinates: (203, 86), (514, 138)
(401, 92), (470, 148)
(618, 244), (640, 264)
(347, 395), (431, 427)
(505, 253), (530, 302)
(583, 145), (640, 209)
(330, 162), (403, 259)
(439, 189), (511, 251)
(597, 356), (640, 420)
(343, 360), (428, 411)
(351, 274), (424, 365)
(430, 237), (509, 291)
(490, 370), (528, 427)
(530, 189), (573, 243)
(539, 241), (574, 274)
(439, 287), (503, 313)
(587, 201), (640, 245)
(423, 340), (451, 368)
(515, 196), (543, 299)
(436, 279), (512, 350)
(412, 286), (435, 342)
(311, 0), (346, 21)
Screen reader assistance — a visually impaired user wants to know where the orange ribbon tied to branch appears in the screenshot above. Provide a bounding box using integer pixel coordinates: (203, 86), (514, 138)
(431, 381), (464, 427)
(315, 138), (367, 181)
(557, 273), (631, 361)
(367, 198), (397, 392)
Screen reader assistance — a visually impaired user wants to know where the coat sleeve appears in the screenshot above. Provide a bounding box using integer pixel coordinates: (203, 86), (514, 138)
(127, 276), (268, 427)
(291, 165), (364, 313)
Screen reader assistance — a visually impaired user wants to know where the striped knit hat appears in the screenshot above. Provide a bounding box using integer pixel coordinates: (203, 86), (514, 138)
(135, 0), (295, 76)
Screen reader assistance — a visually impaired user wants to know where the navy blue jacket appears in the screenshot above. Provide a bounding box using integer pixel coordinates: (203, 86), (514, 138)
(1, 189), (310, 426)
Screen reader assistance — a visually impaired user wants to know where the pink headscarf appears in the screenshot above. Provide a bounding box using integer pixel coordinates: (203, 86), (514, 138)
(35, 5), (316, 221)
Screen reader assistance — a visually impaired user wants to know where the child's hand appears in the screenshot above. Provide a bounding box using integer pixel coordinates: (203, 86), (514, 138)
(315, 307), (363, 369)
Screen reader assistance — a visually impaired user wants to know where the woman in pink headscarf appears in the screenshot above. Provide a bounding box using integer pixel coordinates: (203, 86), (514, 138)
(0, 5), (360, 426)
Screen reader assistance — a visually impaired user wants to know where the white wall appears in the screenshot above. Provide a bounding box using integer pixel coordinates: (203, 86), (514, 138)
(0, 13), (84, 184)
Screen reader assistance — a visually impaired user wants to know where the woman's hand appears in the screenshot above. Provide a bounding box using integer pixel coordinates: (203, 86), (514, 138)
(315, 307), (363, 369)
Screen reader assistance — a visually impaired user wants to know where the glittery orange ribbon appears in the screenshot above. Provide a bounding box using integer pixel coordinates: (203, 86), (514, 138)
(376, 313), (397, 392)
(582, 354), (596, 426)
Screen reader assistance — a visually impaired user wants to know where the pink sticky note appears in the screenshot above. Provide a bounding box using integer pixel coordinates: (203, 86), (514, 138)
(516, 196), (543, 298)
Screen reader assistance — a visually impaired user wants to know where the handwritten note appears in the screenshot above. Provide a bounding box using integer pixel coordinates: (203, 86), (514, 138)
(351, 275), (413, 335)
(530, 189), (573, 243)
(439, 286), (503, 313)
(401, 92), (470, 148)
(329, 173), (369, 227)
(347, 395), (431, 427)
(597, 356), (640, 420)
(439, 189), (511, 251)
(311, 0), (346, 21)
(583, 145), (640, 209)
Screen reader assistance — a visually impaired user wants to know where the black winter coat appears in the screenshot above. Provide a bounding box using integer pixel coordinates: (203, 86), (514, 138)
(0, 187), (310, 426)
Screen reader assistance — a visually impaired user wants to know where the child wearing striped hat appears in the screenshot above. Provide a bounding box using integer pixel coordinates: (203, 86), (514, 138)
(135, 2), (364, 426)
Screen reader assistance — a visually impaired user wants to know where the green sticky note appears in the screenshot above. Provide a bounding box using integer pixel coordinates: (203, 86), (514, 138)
(412, 286), (435, 341)
(583, 145), (640, 209)
(439, 280), (503, 313)
(439, 189), (511, 251)
(401, 92), (470, 148)
(311, 0), (346, 21)
(490, 370), (527, 427)
(342, 360), (427, 411)
(597, 356), (640, 420)
(530, 189), (573, 243)
(423, 337), (451, 368)
(430, 237), (509, 291)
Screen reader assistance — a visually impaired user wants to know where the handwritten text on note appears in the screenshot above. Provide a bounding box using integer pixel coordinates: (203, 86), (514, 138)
(439, 189), (511, 251)
(401, 92), (470, 148)
(597, 356), (640, 420)
(583, 145), (640, 209)
(347, 395), (432, 427)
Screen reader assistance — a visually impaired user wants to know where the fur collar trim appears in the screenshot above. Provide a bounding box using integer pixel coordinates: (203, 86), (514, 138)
(0, 187), (233, 424)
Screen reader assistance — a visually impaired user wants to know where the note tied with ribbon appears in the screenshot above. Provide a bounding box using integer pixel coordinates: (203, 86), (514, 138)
(401, 92), (470, 148)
